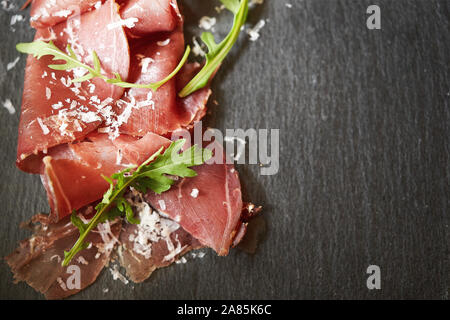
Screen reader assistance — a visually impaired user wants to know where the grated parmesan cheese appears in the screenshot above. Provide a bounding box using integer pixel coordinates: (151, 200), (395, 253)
(125, 189), (186, 262)
(157, 38), (171, 46)
(175, 257), (187, 264)
(192, 37), (205, 57)
(109, 264), (129, 285)
(6, 57), (20, 71)
(139, 57), (154, 73)
(158, 200), (166, 211)
(198, 16), (216, 30)
(247, 19), (266, 42)
(190, 188), (199, 198)
(37, 117), (50, 135)
(46, 87), (52, 100)
(10, 14), (24, 26)
(2, 99), (15, 114)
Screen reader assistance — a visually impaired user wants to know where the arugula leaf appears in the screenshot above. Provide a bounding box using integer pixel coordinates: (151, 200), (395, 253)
(16, 40), (191, 92)
(178, 0), (249, 98)
(61, 139), (212, 267)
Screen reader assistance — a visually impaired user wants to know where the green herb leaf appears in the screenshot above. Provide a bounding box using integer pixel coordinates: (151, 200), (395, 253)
(70, 211), (89, 234)
(61, 139), (211, 266)
(178, 0), (248, 98)
(16, 40), (190, 92)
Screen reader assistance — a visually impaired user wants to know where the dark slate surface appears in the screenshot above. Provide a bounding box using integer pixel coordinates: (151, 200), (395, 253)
(0, 0), (448, 300)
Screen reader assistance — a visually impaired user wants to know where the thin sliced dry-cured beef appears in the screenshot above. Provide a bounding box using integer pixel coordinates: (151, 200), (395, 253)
(117, 30), (210, 137)
(145, 150), (244, 256)
(17, 0), (130, 173)
(175, 62), (211, 127)
(30, 0), (106, 28)
(7, 0), (257, 299)
(5, 212), (122, 299)
(41, 132), (171, 222)
(120, 0), (182, 36)
(118, 190), (202, 282)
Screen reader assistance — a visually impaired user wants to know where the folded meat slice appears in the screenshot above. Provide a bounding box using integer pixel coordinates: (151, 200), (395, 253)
(120, 0), (182, 36)
(117, 29), (210, 137)
(17, 0), (130, 173)
(30, 0), (106, 28)
(118, 190), (202, 282)
(41, 132), (171, 222)
(145, 150), (244, 256)
(5, 212), (121, 300)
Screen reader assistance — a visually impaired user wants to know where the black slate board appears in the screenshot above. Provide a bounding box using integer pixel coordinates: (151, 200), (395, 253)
(0, 0), (448, 300)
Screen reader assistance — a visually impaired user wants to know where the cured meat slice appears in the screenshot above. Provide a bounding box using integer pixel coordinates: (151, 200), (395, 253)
(120, 0), (182, 36)
(175, 63), (211, 128)
(145, 148), (244, 256)
(117, 30), (210, 137)
(41, 132), (171, 222)
(17, 0), (130, 173)
(118, 190), (202, 282)
(30, 0), (106, 28)
(5, 212), (122, 300)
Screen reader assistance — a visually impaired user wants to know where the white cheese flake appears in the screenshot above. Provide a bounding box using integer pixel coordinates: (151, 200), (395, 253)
(192, 37), (205, 57)
(54, 9), (72, 17)
(36, 117), (50, 135)
(10, 14), (24, 26)
(158, 200), (166, 211)
(126, 189), (184, 261)
(198, 16), (216, 30)
(2, 99), (15, 114)
(190, 188), (199, 198)
(6, 56), (20, 71)
(139, 57), (154, 73)
(45, 87), (52, 100)
(1, 0), (16, 11)
(175, 257), (187, 264)
(109, 264), (129, 285)
(247, 19), (266, 42)
(157, 38), (171, 47)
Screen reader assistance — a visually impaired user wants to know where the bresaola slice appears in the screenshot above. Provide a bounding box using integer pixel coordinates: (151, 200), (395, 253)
(145, 154), (244, 256)
(30, 0), (106, 28)
(120, 0), (182, 36)
(17, 0), (130, 173)
(41, 132), (171, 222)
(118, 30), (210, 137)
(5, 212), (122, 300)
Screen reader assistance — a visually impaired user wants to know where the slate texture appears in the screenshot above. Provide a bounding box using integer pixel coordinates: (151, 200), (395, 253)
(0, 0), (448, 299)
